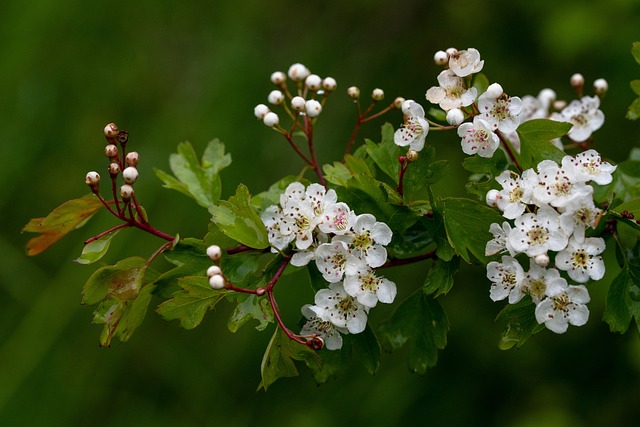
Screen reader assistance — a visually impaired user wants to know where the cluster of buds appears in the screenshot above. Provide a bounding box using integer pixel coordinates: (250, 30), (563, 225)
(205, 245), (225, 290)
(254, 63), (338, 128)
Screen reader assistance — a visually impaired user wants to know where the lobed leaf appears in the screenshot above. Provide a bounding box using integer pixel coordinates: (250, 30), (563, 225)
(23, 196), (104, 256)
(364, 123), (401, 184)
(517, 119), (571, 170)
(423, 257), (460, 297)
(227, 293), (274, 332)
(82, 257), (148, 306)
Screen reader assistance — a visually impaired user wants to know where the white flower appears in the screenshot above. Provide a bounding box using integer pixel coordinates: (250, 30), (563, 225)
(457, 117), (500, 158)
(300, 304), (347, 350)
(280, 182), (306, 207)
(425, 70), (477, 111)
(280, 197), (319, 250)
(508, 205), (568, 257)
(555, 236), (606, 283)
(533, 159), (593, 209)
(553, 96), (604, 142)
(522, 263), (568, 305)
(494, 169), (536, 220)
(343, 267), (397, 308)
(317, 202), (356, 235)
(448, 48), (484, 77)
(561, 150), (617, 185)
(558, 197), (601, 243)
(394, 101), (429, 152)
(485, 221), (516, 257)
(477, 85), (523, 133)
(305, 183), (338, 217)
(315, 240), (350, 283)
(336, 214), (392, 269)
(486, 256), (525, 302)
(310, 282), (369, 333)
(535, 284), (590, 334)
(261, 205), (295, 252)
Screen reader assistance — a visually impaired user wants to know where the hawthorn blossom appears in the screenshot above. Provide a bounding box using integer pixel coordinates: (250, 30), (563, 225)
(485, 221), (516, 257)
(394, 101), (429, 152)
(521, 263), (568, 305)
(533, 159), (593, 209)
(559, 197), (602, 243)
(508, 205), (568, 257)
(486, 256), (525, 302)
(315, 240), (350, 283)
(280, 197), (320, 250)
(336, 213), (392, 270)
(552, 96), (604, 142)
(555, 236), (606, 283)
(535, 283), (590, 334)
(261, 205), (295, 252)
(457, 117), (500, 158)
(317, 202), (356, 235)
(448, 48), (484, 77)
(561, 150), (617, 185)
(343, 267), (397, 308)
(310, 282), (369, 333)
(477, 83), (523, 133)
(300, 304), (346, 350)
(426, 70), (477, 111)
(494, 169), (536, 220)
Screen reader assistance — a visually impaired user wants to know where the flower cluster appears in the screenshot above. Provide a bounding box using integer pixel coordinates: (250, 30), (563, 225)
(484, 150), (616, 333)
(261, 182), (396, 349)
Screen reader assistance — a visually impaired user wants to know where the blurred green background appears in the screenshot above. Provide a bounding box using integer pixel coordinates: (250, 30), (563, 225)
(2, 0), (640, 425)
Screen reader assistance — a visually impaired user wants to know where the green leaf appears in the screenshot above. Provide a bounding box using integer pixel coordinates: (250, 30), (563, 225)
(154, 139), (230, 208)
(495, 298), (545, 350)
(364, 123), (402, 183)
(75, 230), (120, 265)
(309, 344), (352, 384)
(259, 327), (321, 391)
(632, 41), (640, 65)
(611, 159), (640, 202)
(387, 218), (435, 259)
(350, 325), (381, 375)
(156, 276), (230, 329)
(227, 294), (274, 332)
(323, 161), (354, 186)
(603, 267), (637, 333)
(251, 175), (307, 213)
(423, 257), (460, 297)
(307, 263), (328, 293)
(220, 251), (263, 286)
(472, 73), (490, 96)
(153, 238), (212, 288)
(82, 257), (148, 306)
(626, 97), (640, 121)
(439, 197), (504, 264)
(426, 204), (455, 262)
(209, 184), (269, 249)
(403, 146), (449, 203)
(23, 195), (104, 256)
(463, 148), (508, 175)
(427, 108), (446, 123)
(379, 290), (449, 374)
(517, 119), (571, 170)
(631, 80), (640, 96)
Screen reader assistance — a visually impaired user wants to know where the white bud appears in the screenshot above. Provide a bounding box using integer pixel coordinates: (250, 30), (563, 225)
(120, 184), (134, 200)
(446, 108), (465, 126)
(485, 83), (503, 99)
(291, 96), (306, 111)
(209, 274), (226, 290)
(593, 78), (608, 95)
(104, 123), (118, 138)
(305, 99), (322, 118)
(267, 90), (284, 105)
(287, 63), (310, 81)
(322, 77), (337, 92)
(445, 47), (458, 57)
(570, 73), (584, 88)
(263, 112), (280, 127)
(406, 149), (419, 162)
(125, 151), (140, 167)
(270, 71), (286, 85)
(553, 100), (567, 111)
(393, 97), (405, 109)
(254, 104), (270, 120)
(122, 166), (139, 184)
(108, 163), (121, 176)
(433, 50), (448, 66)
(485, 189), (500, 207)
(104, 144), (118, 158)
(207, 265), (222, 277)
(401, 99), (415, 115)
(538, 88), (556, 109)
(347, 86), (360, 99)
(534, 253), (550, 268)
(371, 88), (384, 101)
(206, 245), (222, 261)
(305, 74), (322, 91)
(85, 171), (100, 186)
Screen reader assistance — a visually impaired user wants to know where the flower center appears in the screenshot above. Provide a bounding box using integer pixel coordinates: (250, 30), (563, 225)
(526, 225), (549, 245)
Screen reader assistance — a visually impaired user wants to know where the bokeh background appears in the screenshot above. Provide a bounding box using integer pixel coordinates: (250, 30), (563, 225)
(2, 0), (640, 425)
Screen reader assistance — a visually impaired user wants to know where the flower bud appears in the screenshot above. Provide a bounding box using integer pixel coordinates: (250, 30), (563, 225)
(305, 99), (322, 118)
(120, 184), (134, 200)
(85, 171), (100, 186)
(538, 88), (556, 109)
(433, 50), (448, 66)
(593, 78), (608, 96)
(268, 90), (284, 105)
(445, 47), (458, 56)
(206, 244), (222, 261)
(291, 96), (306, 111)
(446, 108), (465, 126)
(263, 112), (280, 127)
(287, 63), (310, 81)
(122, 166), (139, 184)
(393, 97), (405, 109)
(485, 189), (500, 207)
(270, 71), (286, 85)
(553, 100), (567, 111)
(108, 162), (121, 176)
(347, 86), (360, 99)
(406, 149), (419, 162)
(207, 265), (222, 277)
(116, 130), (129, 145)
(305, 74), (322, 91)
(308, 336), (324, 350)
(104, 123), (119, 139)
(104, 144), (119, 158)
(570, 73), (585, 89)
(209, 274), (226, 290)
(371, 88), (384, 101)
(534, 253), (550, 268)
(322, 77), (337, 92)
(125, 151), (140, 167)
(485, 83), (503, 99)
(254, 104), (270, 120)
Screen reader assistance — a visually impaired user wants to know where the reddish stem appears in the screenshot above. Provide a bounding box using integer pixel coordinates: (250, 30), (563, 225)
(304, 116), (326, 187)
(397, 157), (408, 196)
(380, 250), (437, 268)
(84, 223), (129, 244)
(496, 130), (522, 172)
